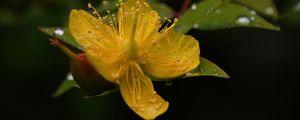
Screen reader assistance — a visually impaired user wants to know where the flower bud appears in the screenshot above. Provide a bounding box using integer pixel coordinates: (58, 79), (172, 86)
(51, 38), (115, 96)
(70, 53), (116, 96)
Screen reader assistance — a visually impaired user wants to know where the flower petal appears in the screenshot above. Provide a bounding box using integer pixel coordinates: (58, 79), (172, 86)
(119, 62), (169, 119)
(118, 0), (160, 51)
(141, 31), (200, 79)
(69, 10), (125, 82)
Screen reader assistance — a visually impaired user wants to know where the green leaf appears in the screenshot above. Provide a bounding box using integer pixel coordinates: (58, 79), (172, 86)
(233, 0), (278, 19)
(149, 2), (173, 18)
(184, 57), (229, 78)
(150, 57), (229, 81)
(52, 79), (77, 98)
(38, 27), (81, 50)
(175, 0), (279, 33)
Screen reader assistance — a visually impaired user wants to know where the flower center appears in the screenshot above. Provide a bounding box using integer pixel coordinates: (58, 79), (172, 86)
(126, 15), (139, 59)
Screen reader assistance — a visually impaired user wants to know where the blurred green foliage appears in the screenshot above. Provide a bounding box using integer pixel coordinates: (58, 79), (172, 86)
(1, 0), (300, 120)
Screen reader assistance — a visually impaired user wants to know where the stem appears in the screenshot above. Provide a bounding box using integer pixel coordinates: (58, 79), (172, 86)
(179, 0), (191, 14)
(173, 0), (192, 18)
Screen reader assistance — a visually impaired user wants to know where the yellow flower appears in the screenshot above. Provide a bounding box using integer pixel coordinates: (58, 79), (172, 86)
(69, 0), (200, 119)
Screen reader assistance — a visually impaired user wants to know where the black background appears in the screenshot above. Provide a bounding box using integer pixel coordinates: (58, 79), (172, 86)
(0, 0), (298, 120)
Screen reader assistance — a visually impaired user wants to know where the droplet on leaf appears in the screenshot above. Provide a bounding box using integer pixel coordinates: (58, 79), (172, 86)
(54, 28), (64, 36)
(265, 7), (274, 15)
(193, 24), (199, 29)
(215, 9), (221, 14)
(249, 10), (256, 15)
(294, 2), (300, 12)
(191, 4), (197, 10)
(66, 73), (74, 81)
(236, 16), (250, 25)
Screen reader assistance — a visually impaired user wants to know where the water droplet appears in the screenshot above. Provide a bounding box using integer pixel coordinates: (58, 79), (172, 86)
(250, 16), (255, 21)
(139, 108), (145, 112)
(179, 65), (187, 71)
(215, 9), (221, 14)
(136, 0), (140, 5)
(193, 24), (199, 29)
(54, 28), (64, 36)
(185, 72), (192, 77)
(249, 10), (256, 15)
(102, 1), (108, 6)
(155, 103), (162, 109)
(66, 73), (74, 80)
(149, 98), (156, 103)
(235, 16), (250, 25)
(294, 2), (300, 12)
(191, 4), (197, 10)
(165, 81), (172, 86)
(205, 8), (212, 15)
(265, 7), (274, 15)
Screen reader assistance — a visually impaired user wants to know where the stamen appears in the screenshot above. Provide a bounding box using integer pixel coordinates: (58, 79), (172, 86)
(157, 18), (178, 39)
(87, 3), (101, 19)
(102, 0), (118, 32)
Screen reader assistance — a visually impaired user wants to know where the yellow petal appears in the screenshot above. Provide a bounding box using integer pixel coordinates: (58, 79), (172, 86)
(141, 31), (200, 79)
(69, 9), (125, 82)
(118, 0), (160, 52)
(119, 62), (169, 119)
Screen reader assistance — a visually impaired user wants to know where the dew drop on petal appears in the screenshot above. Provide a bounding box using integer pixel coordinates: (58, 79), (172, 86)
(236, 16), (250, 25)
(155, 103), (162, 110)
(54, 28), (64, 36)
(139, 108), (145, 112)
(149, 98), (156, 103)
(191, 4), (197, 10)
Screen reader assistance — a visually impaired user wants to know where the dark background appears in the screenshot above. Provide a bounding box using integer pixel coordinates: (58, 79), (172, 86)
(0, 0), (298, 120)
